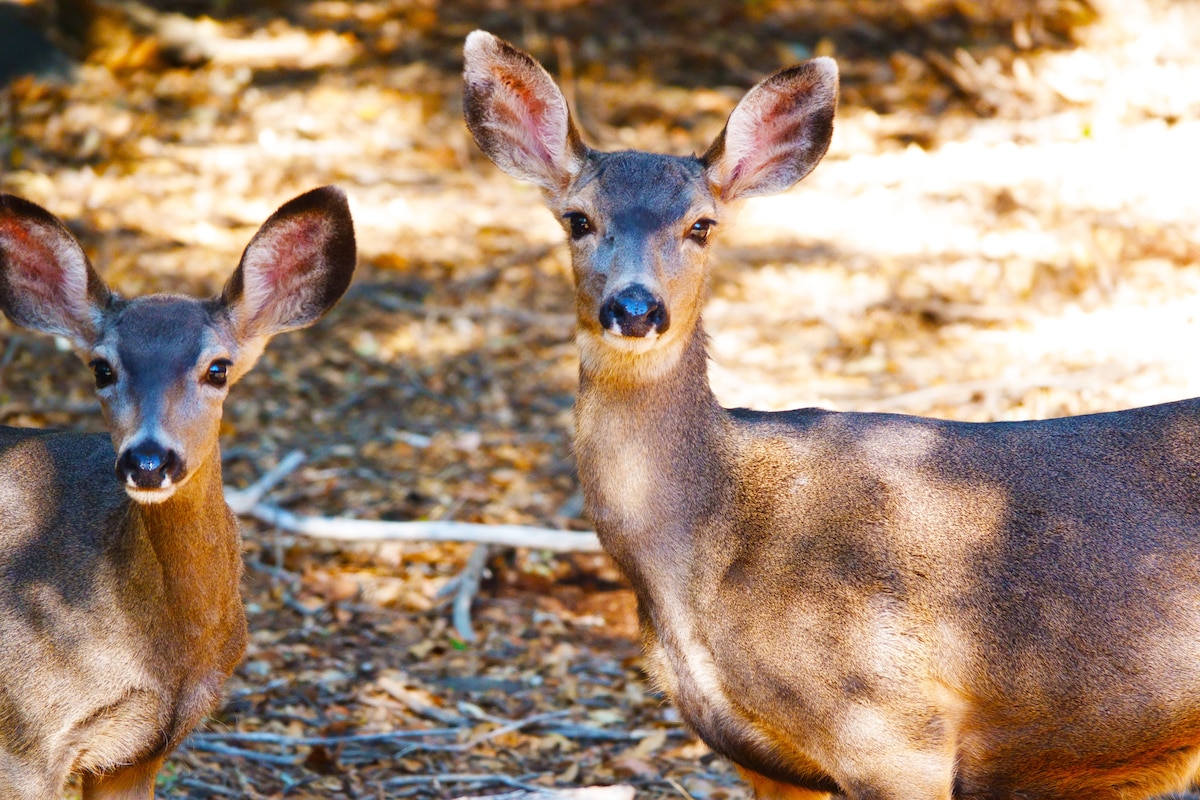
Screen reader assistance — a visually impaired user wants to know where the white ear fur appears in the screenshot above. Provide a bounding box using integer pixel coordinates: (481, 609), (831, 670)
(463, 30), (586, 192)
(704, 57), (839, 202)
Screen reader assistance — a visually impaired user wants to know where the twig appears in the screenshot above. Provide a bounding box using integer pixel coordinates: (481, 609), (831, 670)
(240, 502), (602, 552)
(225, 448), (600, 554)
(440, 710), (570, 753)
(184, 739), (302, 766)
(395, 711), (574, 755)
(452, 544), (491, 642)
(224, 450), (306, 515)
(176, 778), (241, 797)
(188, 710), (573, 760)
(189, 728), (464, 747)
(383, 773), (547, 792)
(376, 674), (470, 725)
(667, 777), (697, 800)
(538, 724), (690, 742)
(455, 787), (636, 800)
(224, 451), (599, 551)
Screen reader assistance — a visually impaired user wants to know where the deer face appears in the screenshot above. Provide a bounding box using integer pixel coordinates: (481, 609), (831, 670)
(0, 187), (357, 504)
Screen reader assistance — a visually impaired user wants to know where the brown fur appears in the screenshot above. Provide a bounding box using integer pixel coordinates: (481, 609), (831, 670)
(464, 31), (1200, 800)
(0, 187), (355, 799)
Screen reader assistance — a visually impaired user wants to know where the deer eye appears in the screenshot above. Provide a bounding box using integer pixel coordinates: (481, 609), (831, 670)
(688, 219), (716, 246)
(564, 212), (593, 240)
(90, 359), (115, 389)
(205, 359), (231, 387)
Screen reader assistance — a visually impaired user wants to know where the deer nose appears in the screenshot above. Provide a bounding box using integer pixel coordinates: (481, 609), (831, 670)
(599, 285), (670, 338)
(117, 442), (184, 490)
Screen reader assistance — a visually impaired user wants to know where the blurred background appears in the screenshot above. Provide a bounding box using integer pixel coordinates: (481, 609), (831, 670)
(2, 0), (1199, 797)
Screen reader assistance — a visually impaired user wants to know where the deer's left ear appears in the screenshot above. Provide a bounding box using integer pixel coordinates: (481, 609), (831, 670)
(220, 186), (356, 345)
(703, 57), (838, 203)
(0, 194), (112, 348)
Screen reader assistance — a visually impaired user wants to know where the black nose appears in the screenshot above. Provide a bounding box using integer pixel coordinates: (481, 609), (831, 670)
(599, 284), (670, 338)
(117, 442), (184, 489)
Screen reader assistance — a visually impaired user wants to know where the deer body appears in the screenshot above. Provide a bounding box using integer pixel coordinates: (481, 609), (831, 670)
(0, 428), (244, 797)
(0, 187), (355, 799)
(464, 31), (1200, 800)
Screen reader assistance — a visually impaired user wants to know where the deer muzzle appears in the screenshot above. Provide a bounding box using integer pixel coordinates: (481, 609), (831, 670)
(117, 440), (186, 493)
(599, 284), (670, 339)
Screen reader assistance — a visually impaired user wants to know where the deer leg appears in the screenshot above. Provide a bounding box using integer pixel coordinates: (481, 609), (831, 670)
(80, 756), (163, 800)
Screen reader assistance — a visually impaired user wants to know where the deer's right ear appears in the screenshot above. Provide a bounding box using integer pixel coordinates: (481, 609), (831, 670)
(220, 186), (356, 345)
(463, 30), (586, 192)
(0, 194), (111, 348)
(703, 58), (838, 203)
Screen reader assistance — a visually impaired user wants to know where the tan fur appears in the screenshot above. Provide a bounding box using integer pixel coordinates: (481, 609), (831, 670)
(0, 187), (355, 799)
(464, 32), (1200, 800)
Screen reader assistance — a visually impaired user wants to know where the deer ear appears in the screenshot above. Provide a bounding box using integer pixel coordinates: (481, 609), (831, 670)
(221, 186), (356, 344)
(463, 30), (587, 193)
(703, 57), (838, 203)
(0, 194), (111, 348)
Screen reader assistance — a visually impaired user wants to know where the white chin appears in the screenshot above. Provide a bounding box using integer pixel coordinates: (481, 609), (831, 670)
(600, 328), (661, 352)
(125, 485), (178, 504)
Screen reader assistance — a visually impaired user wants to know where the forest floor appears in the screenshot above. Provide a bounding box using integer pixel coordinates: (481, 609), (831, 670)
(2, 0), (1200, 797)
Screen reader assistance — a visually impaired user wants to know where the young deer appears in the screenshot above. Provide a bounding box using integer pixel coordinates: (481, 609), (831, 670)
(464, 31), (1200, 800)
(0, 186), (355, 799)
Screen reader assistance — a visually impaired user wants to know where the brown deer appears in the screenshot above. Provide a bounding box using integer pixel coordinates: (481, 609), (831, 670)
(0, 186), (355, 799)
(463, 31), (1200, 800)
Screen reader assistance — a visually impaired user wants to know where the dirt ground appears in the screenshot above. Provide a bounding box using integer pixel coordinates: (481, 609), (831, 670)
(2, 0), (1200, 797)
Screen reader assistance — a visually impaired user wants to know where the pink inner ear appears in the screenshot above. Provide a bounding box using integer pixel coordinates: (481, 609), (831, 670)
(494, 65), (559, 165)
(256, 214), (324, 290)
(0, 218), (54, 280)
(725, 85), (795, 188)
(476, 58), (571, 177)
(715, 64), (834, 201)
(239, 212), (329, 332)
(0, 217), (84, 312)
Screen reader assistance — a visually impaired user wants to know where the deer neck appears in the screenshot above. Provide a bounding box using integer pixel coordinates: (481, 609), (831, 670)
(574, 322), (728, 582)
(125, 447), (242, 635)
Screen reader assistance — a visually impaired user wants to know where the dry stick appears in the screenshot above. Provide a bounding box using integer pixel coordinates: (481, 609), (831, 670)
(455, 787), (637, 800)
(380, 711), (576, 757)
(224, 449), (307, 515)
(244, 504), (601, 552)
(189, 728), (465, 747)
(223, 452), (601, 552)
(176, 779), (241, 798)
(184, 740), (303, 766)
(188, 711), (571, 763)
(452, 544), (491, 642)
(383, 774), (547, 791)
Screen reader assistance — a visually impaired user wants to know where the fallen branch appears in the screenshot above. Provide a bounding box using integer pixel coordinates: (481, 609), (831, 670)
(450, 544), (492, 642)
(400, 711), (571, 754)
(224, 450), (306, 515)
(186, 712), (658, 758)
(189, 727), (464, 748)
(185, 739), (302, 766)
(223, 453), (601, 552)
(384, 774), (548, 792)
(242, 503), (601, 552)
(455, 786), (636, 800)
(177, 779), (241, 798)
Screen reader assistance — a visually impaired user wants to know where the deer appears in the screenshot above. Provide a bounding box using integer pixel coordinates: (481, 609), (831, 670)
(0, 185), (355, 799)
(463, 30), (1200, 800)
